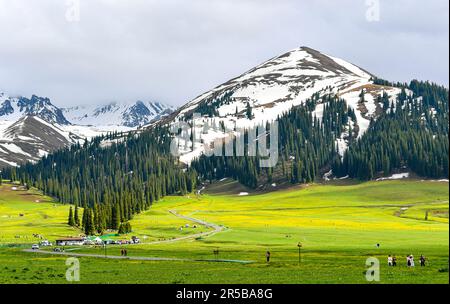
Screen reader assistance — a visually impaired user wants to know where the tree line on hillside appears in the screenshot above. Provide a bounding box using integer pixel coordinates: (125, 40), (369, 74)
(333, 81), (449, 180)
(3, 126), (197, 235)
(192, 81), (448, 185)
(192, 94), (355, 187)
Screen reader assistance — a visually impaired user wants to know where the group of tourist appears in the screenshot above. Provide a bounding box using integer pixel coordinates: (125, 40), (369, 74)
(388, 255), (426, 267)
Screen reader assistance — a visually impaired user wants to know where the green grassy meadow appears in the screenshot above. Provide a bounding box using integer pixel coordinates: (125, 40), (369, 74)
(0, 184), (81, 244)
(0, 179), (448, 284)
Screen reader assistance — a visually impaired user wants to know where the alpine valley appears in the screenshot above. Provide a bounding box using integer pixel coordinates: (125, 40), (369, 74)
(0, 47), (448, 284)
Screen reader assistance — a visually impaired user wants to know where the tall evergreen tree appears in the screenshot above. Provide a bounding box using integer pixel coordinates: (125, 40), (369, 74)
(68, 206), (75, 227)
(74, 206), (80, 227)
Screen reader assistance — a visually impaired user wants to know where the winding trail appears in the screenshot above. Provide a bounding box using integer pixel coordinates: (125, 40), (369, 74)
(139, 210), (225, 245)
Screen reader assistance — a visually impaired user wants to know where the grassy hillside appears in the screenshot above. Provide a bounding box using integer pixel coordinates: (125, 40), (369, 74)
(0, 180), (448, 284)
(0, 183), (208, 244)
(0, 184), (81, 244)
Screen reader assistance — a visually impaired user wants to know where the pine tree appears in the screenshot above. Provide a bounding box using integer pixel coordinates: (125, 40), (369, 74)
(84, 208), (95, 236)
(82, 207), (88, 229)
(74, 206), (80, 227)
(246, 102), (253, 119)
(118, 221), (132, 234)
(111, 206), (120, 230)
(359, 89), (365, 103)
(68, 206), (75, 226)
(118, 222), (124, 234)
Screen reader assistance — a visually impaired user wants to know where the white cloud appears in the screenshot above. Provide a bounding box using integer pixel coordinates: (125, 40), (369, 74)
(0, 0), (448, 107)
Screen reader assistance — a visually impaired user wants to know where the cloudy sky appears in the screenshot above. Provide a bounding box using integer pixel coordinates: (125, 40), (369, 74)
(0, 0), (448, 107)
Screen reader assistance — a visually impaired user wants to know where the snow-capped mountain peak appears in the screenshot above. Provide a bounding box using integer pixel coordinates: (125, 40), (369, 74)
(0, 93), (69, 125)
(174, 46), (375, 119)
(157, 46), (403, 164)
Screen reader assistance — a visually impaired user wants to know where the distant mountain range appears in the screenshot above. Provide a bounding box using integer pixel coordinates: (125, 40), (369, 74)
(62, 100), (174, 128)
(0, 92), (174, 128)
(0, 91), (174, 167)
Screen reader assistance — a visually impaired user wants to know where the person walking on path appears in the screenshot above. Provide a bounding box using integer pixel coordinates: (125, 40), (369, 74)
(265, 251), (271, 263)
(420, 255), (426, 267)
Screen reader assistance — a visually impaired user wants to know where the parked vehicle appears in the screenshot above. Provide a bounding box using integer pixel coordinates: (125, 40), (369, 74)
(40, 240), (52, 247)
(31, 244), (39, 250)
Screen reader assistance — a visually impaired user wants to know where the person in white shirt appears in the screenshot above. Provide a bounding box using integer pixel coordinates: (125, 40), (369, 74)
(388, 255), (393, 266)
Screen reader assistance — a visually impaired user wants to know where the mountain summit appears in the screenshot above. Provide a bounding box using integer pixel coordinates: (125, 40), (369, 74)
(159, 46), (403, 163)
(0, 93), (69, 125)
(170, 46), (376, 119)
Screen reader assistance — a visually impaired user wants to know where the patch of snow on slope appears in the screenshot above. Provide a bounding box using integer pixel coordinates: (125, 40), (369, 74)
(1, 143), (32, 157)
(63, 124), (133, 141)
(0, 158), (17, 167)
(328, 54), (372, 79)
(335, 138), (348, 159)
(376, 173), (409, 181)
(335, 116), (355, 159)
(364, 93), (377, 117)
(323, 170), (333, 181)
(312, 103), (325, 122)
(38, 149), (49, 158)
(340, 89), (371, 138)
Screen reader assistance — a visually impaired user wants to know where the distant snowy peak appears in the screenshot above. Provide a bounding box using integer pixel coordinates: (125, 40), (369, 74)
(63, 100), (175, 127)
(0, 91), (173, 167)
(0, 90), (175, 128)
(0, 92), (69, 125)
(0, 115), (77, 167)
